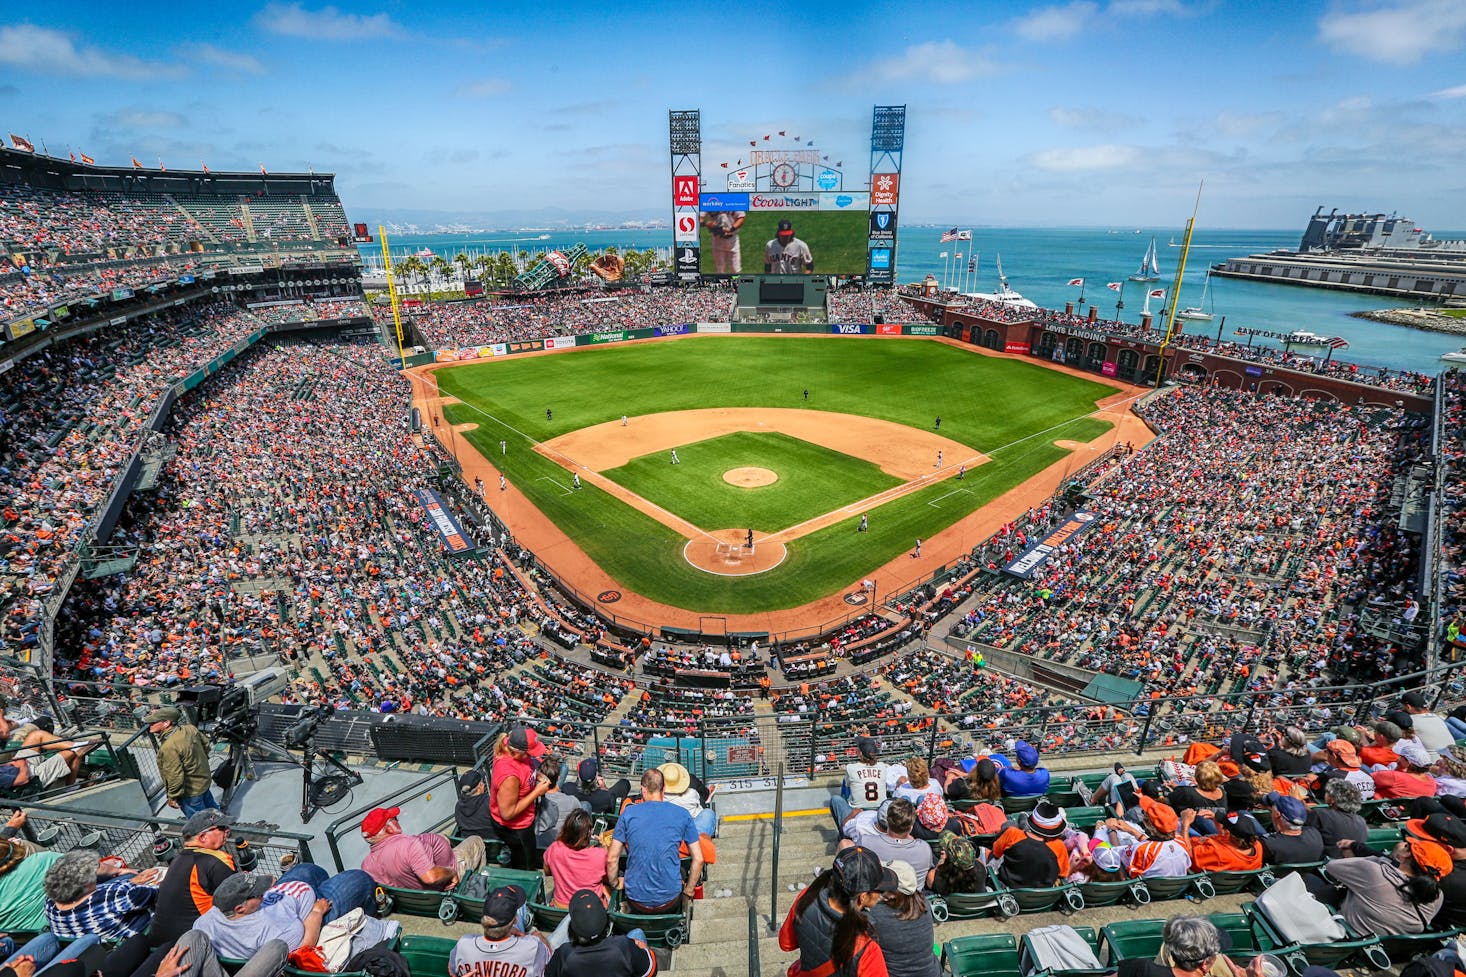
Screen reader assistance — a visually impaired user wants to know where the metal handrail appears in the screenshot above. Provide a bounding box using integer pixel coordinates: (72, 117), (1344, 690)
(770, 762), (785, 933)
(323, 767), (458, 872)
(749, 903), (762, 977)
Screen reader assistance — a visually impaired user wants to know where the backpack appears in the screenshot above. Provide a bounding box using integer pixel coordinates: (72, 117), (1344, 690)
(341, 942), (411, 977)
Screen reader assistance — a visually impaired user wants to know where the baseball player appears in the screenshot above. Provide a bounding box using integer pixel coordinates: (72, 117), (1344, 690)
(573, 473), (582, 490)
(858, 514), (868, 533)
(701, 210), (745, 273)
(765, 220), (814, 274)
(913, 538), (922, 559)
(671, 449), (680, 465)
(936, 451), (943, 468)
(499, 474), (506, 491)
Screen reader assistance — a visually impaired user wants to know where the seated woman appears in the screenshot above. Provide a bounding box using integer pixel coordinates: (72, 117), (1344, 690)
(1118, 914), (1266, 977)
(1310, 837), (1448, 935)
(930, 833), (987, 896)
(1168, 762), (1230, 835)
(43, 850), (161, 943)
(542, 810), (607, 907)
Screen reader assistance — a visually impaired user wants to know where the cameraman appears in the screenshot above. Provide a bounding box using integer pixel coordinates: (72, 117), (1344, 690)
(146, 707), (219, 815)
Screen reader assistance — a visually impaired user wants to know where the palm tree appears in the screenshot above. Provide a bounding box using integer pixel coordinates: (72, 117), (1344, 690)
(396, 256), (423, 295)
(454, 252), (473, 284)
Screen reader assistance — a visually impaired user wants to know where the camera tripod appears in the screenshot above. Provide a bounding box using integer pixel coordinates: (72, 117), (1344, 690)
(214, 720), (362, 823)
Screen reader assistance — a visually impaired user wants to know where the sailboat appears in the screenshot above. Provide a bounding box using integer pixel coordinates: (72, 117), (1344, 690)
(1177, 272), (1215, 321)
(1128, 236), (1161, 282)
(962, 253), (1037, 309)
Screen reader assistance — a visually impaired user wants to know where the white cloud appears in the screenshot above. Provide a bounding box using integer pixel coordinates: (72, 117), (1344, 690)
(109, 110), (187, 128)
(864, 40), (999, 84)
(1107, 0), (1188, 14)
(1431, 83), (1466, 98)
(0, 24), (184, 79)
(179, 42), (264, 74)
(255, 3), (403, 40)
(1013, 2), (1100, 41)
(1049, 106), (1143, 132)
(1318, 0), (1466, 65)
(456, 78), (512, 98)
(1028, 143), (1144, 172)
(1211, 109), (1284, 138)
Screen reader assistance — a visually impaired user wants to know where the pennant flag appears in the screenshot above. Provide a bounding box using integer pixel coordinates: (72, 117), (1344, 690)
(939, 251), (949, 258)
(806, 140), (813, 146)
(737, 158), (742, 165)
(778, 130), (785, 136)
(967, 259), (976, 273)
(1329, 337), (1350, 349)
(822, 155), (828, 161)
(1148, 288), (1165, 298)
(763, 134), (770, 140)
(1067, 278), (1084, 287)
(131, 156), (142, 169)
(9, 134), (34, 152)
(720, 161), (728, 168)
(80, 152), (94, 165)
(1106, 282), (1123, 292)
(201, 161), (209, 173)
(939, 227), (960, 243)
(957, 230), (972, 240)
(259, 162), (267, 174)
(954, 252), (963, 259)
(69, 151), (76, 162)
(836, 161), (842, 166)
(158, 157), (166, 172)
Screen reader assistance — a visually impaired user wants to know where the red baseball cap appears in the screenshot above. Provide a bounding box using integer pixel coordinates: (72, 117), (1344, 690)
(361, 806), (400, 837)
(508, 726), (547, 758)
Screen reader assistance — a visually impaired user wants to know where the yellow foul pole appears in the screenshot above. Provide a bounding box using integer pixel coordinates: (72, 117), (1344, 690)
(1154, 181), (1204, 389)
(379, 226), (407, 364)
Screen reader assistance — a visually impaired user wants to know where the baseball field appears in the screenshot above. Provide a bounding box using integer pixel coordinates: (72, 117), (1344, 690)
(432, 336), (1119, 614)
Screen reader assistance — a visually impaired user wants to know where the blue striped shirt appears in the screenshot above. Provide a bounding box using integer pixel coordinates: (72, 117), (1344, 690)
(46, 878), (157, 942)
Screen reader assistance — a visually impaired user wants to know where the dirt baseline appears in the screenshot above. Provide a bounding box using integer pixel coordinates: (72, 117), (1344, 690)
(540, 408), (985, 479)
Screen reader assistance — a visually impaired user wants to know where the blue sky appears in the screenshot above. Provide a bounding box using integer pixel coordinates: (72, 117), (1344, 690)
(3, 0), (1465, 228)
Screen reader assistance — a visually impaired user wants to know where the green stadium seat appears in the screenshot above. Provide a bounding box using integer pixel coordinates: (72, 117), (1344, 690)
(398, 935), (457, 977)
(1019, 926), (1107, 977)
(1243, 900), (1391, 973)
(941, 933), (1020, 977)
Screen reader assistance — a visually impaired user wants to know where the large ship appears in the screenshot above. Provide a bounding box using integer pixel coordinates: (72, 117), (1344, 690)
(1212, 207), (1466, 303)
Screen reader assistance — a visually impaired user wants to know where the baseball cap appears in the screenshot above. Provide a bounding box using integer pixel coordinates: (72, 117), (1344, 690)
(213, 872), (275, 914)
(482, 885), (527, 926)
(577, 758), (599, 782)
(1015, 740), (1040, 768)
(182, 809), (235, 839)
(1386, 709), (1415, 731)
(1114, 762), (1127, 773)
(1407, 814), (1466, 849)
(0, 766), (20, 790)
(507, 726), (547, 758)
(1403, 690), (1428, 709)
(1325, 739), (1361, 769)
(832, 846), (899, 894)
(855, 736), (880, 760)
(1223, 811), (1262, 839)
(1408, 837), (1455, 878)
(884, 859), (918, 895)
(567, 889), (609, 942)
(458, 770), (485, 795)
(777, 219), (794, 232)
(1394, 740), (1432, 768)
(1091, 845), (1124, 874)
(938, 831), (977, 871)
(1138, 795), (1179, 834)
(360, 806), (401, 837)
(144, 706), (182, 724)
(1267, 791), (1309, 827)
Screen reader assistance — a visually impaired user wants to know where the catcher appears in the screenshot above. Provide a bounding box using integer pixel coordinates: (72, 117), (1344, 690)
(701, 209), (745, 273)
(588, 251), (625, 282)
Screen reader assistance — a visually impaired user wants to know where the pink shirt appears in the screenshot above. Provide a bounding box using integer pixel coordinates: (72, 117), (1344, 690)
(491, 755), (537, 830)
(542, 841), (607, 906)
(362, 832), (455, 889)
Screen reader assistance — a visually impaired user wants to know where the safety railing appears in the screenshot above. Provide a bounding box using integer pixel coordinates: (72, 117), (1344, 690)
(324, 767), (460, 873)
(770, 763), (785, 934)
(748, 904), (762, 977)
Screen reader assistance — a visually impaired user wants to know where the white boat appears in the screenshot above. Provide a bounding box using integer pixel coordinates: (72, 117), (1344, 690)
(962, 254), (1038, 309)
(413, 248), (435, 258)
(1283, 330), (1331, 350)
(1441, 348), (1466, 364)
(1129, 236), (1161, 281)
(1177, 272), (1215, 321)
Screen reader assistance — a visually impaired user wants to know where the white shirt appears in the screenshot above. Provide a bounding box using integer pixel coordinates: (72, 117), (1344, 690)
(845, 762), (888, 809)
(1412, 713), (1455, 754)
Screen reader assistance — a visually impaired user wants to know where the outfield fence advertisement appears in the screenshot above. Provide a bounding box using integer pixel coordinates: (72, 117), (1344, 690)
(414, 488), (474, 556)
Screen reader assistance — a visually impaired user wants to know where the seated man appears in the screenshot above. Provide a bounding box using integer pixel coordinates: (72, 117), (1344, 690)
(545, 889), (653, 977)
(1261, 792), (1324, 865)
(449, 885), (549, 977)
(192, 867), (380, 959)
(999, 741), (1050, 797)
(605, 769), (703, 915)
(0, 740), (101, 792)
(454, 770), (496, 843)
(829, 736), (888, 830)
(361, 806), (486, 892)
(836, 797), (934, 887)
(562, 759), (629, 815)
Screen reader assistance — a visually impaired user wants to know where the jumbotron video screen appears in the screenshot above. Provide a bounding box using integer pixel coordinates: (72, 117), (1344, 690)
(698, 190), (869, 276)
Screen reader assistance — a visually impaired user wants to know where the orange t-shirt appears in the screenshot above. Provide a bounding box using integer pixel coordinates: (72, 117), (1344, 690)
(1186, 836), (1263, 871)
(993, 826), (1070, 878)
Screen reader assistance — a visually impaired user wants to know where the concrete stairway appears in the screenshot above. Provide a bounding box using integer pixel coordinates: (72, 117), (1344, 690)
(670, 810), (1258, 975)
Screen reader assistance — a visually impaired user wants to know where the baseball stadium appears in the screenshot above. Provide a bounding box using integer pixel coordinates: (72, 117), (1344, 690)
(0, 104), (1462, 977)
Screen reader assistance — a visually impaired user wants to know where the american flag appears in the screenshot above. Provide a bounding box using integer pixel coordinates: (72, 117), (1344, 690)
(1329, 337), (1350, 349)
(939, 228), (960, 243)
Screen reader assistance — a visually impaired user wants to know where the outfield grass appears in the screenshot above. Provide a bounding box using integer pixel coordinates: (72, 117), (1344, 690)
(437, 337), (1117, 613)
(602, 432), (901, 533)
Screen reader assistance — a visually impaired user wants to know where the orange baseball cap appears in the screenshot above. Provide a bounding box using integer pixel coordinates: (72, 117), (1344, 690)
(1139, 795), (1179, 834)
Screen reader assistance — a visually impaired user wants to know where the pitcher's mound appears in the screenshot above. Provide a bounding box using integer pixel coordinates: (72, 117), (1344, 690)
(724, 466), (778, 487)
(684, 529), (788, 576)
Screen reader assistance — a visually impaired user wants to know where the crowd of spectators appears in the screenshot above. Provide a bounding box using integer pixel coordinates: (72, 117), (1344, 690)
(388, 286), (736, 349)
(0, 257), (212, 319)
(247, 299), (370, 326)
(1438, 370), (1466, 661)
